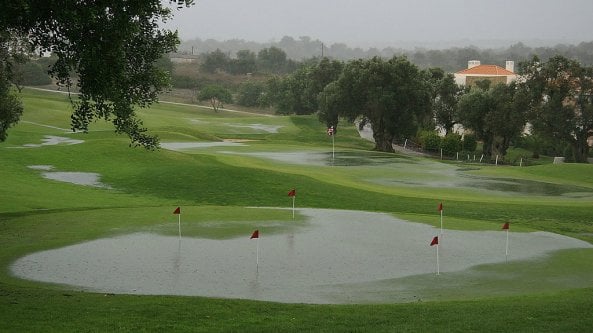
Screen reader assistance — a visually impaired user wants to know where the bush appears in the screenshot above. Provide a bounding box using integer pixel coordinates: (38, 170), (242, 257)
(16, 62), (52, 86)
(172, 74), (198, 89)
(237, 81), (265, 107)
(418, 130), (442, 151)
(442, 133), (462, 156)
(462, 134), (477, 152)
(197, 85), (233, 104)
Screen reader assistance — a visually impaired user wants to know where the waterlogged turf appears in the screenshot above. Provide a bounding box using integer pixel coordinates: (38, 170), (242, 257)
(11, 208), (592, 304)
(162, 137), (593, 198)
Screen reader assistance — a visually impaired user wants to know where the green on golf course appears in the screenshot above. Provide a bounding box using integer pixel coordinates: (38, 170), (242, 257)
(2, 88), (593, 332)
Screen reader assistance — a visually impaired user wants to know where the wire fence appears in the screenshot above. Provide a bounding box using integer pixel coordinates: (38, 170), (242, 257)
(393, 139), (546, 167)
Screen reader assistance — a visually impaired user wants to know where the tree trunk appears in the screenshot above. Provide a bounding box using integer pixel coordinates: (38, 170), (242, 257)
(371, 122), (395, 152)
(572, 138), (590, 163)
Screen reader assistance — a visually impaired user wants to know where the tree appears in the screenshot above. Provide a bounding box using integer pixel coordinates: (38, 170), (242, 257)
(257, 47), (288, 73)
(1, 0), (194, 148)
(237, 81), (266, 107)
(12, 61), (52, 88)
(201, 49), (230, 74)
(428, 68), (463, 135)
(229, 50), (256, 75)
(0, 32), (25, 140)
(521, 56), (593, 163)
(267, 58), (344, 116)
(197, 85), (233, 112)
(457, 82), (528, 159)
(319, 56), (432, 152)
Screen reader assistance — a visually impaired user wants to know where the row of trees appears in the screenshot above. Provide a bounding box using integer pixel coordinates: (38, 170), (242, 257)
(200, 47), (300, 75)
(179, 36), (593, 71)
(251, 55), (592, 162)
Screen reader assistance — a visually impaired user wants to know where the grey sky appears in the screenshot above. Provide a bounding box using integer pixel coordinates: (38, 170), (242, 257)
(164, 0), (593, 48)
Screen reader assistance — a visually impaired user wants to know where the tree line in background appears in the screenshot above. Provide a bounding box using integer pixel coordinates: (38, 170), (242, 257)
(178, 36), (593, 71)
(2, 13), (592, 162)
(181, 45), (592, 163)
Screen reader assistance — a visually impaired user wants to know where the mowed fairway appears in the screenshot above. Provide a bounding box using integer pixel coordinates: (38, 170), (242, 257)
(1, 88), (593, 332)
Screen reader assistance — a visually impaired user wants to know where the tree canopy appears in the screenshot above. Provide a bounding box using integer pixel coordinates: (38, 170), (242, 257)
(521, 55), (593, 162)
(319, 56), (432, 152)
(457, 82), (528, 159)
(0, 0), (194, 148)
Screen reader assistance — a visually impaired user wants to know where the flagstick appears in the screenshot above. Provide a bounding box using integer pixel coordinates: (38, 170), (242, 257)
(256, 237), (260, 272)
(178, 213), (181, 239)
(505, 228), (509, 262)
(292, 196), (295, 219)
(436, 243), (440, 275)
(332, 133), (335, 162)
(440, 209), (443, 239)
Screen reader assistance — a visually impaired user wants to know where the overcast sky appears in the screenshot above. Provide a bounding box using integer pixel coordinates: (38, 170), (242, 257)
(163, 0), (593, 48)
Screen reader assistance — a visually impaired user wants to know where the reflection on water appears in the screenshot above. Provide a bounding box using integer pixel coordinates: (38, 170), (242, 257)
(376, 173), (593, 198)
(470, 177), (593, 197)
(11, 208), (591, 304)
(234, 150), (408, 167)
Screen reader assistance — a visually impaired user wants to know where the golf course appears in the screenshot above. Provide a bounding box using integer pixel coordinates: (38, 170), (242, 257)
(2, 88), (593, 332)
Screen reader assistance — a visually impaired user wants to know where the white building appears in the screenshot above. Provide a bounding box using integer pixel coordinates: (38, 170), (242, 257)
(454, 60), (518, 86)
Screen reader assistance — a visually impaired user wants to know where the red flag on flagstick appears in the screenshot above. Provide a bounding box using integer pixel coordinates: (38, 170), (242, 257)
(438, 202), (443, 212)
(250, 230), (259, 239)
(430, 236), (439, 246)
(502, 222), (510, 230)
(288, 189), (296, 197)
(327, 126), (334, 136)
(173, 207), (181, 214)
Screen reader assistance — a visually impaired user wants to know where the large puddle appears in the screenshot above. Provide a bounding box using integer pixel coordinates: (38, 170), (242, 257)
(378, 173), (593, 198)
(28, 165), (112, 188)
(7, 135), (84, 148)
(235, 151), (405, 166)
(11, 208), (591, 304)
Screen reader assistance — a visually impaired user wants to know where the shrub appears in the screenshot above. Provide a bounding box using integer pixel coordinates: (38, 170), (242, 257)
(462, 134), (477, 152)
(197, 85), (233, 104)
(418, 130), (442, 151)
(442, 133), (462, 156)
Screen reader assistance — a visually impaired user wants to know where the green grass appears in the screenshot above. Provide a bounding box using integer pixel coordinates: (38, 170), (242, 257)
(2, 88), (593, 332)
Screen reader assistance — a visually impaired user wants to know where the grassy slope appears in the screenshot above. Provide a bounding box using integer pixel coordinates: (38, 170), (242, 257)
(1, 88), (593, 332)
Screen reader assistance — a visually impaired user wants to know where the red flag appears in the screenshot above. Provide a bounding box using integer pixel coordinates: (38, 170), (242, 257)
(502, 222), (510, 230)
(438, 202), (443, 212)
(250, 230), (259, 239)
(430, 236), (439, 246)
(327, 126), (334, 136)
(173, 207), (181, 214)
(288, 188), (296, 197)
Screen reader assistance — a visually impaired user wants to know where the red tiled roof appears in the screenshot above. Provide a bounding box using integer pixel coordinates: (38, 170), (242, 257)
(456, 65), (515, 76)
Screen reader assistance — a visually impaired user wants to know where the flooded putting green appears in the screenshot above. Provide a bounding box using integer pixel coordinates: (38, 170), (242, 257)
(11, 209), (592, 304)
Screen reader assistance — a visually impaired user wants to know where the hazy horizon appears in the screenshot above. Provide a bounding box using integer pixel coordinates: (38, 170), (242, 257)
(163, 0), (593, 49)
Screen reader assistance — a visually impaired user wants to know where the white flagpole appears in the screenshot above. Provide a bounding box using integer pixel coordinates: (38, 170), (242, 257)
(332, 133), (335, 161)
(440, 209), (443, 238)
(436, 243), (440, 275)
(256, 237), (260, 272)
(292, 195), (295, 219)
(178, 213), (181, 239)
(505, 228), (509, 262)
